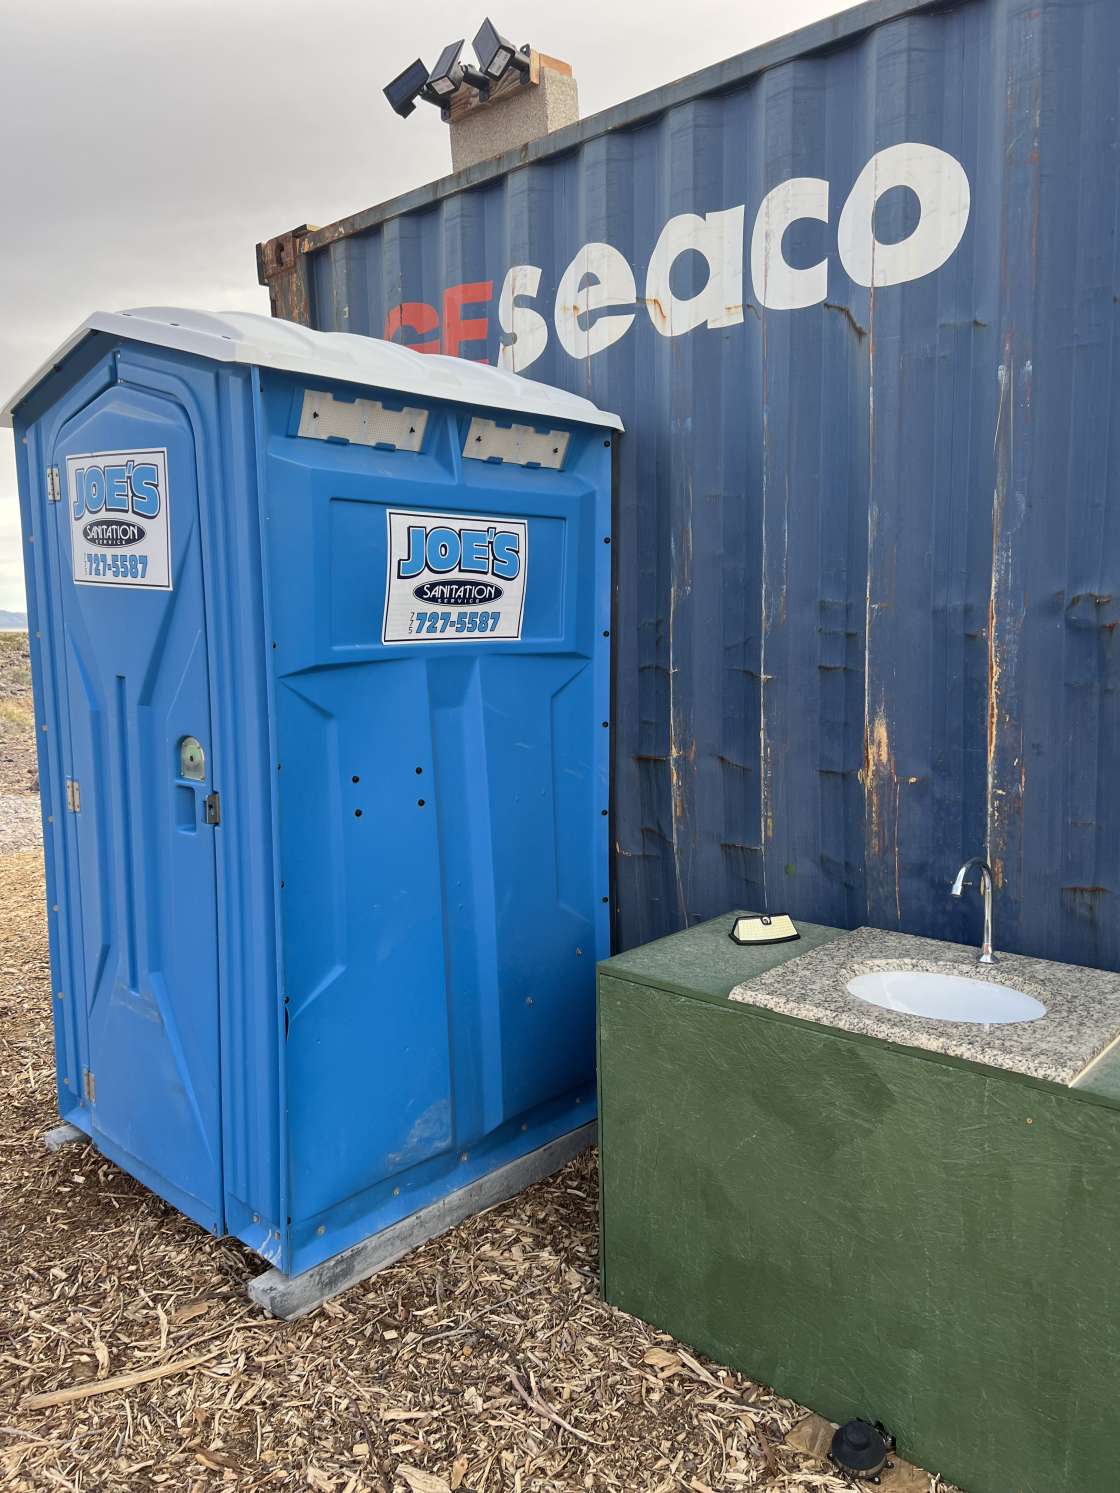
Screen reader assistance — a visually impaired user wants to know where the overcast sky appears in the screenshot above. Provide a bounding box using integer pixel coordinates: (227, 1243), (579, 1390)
(0, 0), (853, 614)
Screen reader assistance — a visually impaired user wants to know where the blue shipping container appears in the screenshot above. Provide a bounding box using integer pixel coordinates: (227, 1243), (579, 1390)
(2, 309), (616, 1296)
(260, 0), (1120, 971)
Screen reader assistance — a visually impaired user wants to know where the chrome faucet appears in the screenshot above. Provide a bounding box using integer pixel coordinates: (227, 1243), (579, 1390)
(950, 857), (998, 964)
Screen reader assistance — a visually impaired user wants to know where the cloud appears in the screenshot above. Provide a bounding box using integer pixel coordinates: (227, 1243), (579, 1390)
(0, 0), (850, 611)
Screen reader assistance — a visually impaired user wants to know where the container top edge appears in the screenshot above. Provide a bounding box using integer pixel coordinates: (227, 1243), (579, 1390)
(281, 0), (952, 258)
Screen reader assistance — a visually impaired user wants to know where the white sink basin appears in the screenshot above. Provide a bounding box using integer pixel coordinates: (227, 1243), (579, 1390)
(846, 969), (1047, 1025)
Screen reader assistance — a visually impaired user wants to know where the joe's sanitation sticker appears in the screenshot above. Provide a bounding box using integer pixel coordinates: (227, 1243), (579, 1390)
(66, 449), (172, 589)
(383, 508), (527, 644)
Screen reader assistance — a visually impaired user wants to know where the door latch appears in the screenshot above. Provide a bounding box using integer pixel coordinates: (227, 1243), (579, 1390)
(203, 791), (221, 826)
(179, 736), (206, 782)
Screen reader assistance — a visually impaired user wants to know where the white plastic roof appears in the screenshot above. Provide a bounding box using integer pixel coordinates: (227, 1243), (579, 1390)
(0, 307), (623, 430)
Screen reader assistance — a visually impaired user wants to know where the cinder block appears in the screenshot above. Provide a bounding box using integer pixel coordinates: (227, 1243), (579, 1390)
(451, 67), (579, 173)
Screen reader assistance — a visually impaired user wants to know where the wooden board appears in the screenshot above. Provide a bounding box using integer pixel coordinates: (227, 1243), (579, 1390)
(445, 51), (571, 125)
(598, 968), (1120, 1493)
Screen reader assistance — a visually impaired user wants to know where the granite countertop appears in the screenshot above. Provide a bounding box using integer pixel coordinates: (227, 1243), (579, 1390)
(728, 926), (1120, 1085)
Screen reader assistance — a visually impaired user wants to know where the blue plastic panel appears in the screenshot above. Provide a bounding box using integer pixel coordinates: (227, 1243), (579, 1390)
(260, 376), (610, 1272)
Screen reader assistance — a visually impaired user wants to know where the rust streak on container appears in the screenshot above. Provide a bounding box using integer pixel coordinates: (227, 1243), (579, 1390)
(717, 754), (754, 774)
(823, 302), (869, 341)
(256, 225), (318, 327)
(1061, 886), (1109, 925)
(862, 707), (895, 860)
(759, 311), (771, 883)
(642, 297), (669, 333)
(987, 353), (1012, 865)
(987, 585), (1000, 772)
(860, 627), (904, 919)
(667, 479), (693, 921)
(614, 842), (657, 859)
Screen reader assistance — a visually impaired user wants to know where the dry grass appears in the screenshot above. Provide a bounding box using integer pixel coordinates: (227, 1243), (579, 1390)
(0, 630), (32, 687)
(0, 835), (950, 1492)
(0, 633), (37, 794)
(0, 697), (34, 727)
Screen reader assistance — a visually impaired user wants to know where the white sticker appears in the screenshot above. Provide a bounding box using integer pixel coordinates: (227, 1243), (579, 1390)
(383, 508), (527, 644)
(66, 449), (171, 589)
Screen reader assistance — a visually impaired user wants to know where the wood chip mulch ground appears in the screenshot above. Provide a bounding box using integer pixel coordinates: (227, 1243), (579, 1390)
(0, 644), (952, 1492)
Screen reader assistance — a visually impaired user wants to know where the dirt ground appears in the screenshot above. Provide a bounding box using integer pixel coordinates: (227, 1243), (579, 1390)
(0, 632), (38, 795)
(0, 644), (948, 1493)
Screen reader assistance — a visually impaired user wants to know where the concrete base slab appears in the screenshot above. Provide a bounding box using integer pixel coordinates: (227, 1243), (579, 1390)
(43, 1122), (86, 1153)
(249, 1122), (595, 1320)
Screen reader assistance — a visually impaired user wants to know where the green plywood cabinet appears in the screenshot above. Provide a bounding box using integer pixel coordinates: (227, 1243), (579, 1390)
(597, 913), (1120, 1493)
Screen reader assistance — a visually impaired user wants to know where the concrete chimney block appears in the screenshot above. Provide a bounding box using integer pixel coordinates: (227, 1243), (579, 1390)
(449, 55), (579, 173)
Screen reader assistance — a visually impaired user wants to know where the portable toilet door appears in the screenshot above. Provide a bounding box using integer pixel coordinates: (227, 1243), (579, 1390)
(15, 344), (227, 1232)
(3, 308), (620, 1313)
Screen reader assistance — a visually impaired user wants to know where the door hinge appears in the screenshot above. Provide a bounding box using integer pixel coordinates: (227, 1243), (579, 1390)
(46, 466), (61, 503)
(65, 778), (81, 812)
(203, 791), (221, 826)
(83, 1069), (96, 1104)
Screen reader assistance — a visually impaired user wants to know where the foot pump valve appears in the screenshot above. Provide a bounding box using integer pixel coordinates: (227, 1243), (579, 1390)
(829, 1419), (895, 1483)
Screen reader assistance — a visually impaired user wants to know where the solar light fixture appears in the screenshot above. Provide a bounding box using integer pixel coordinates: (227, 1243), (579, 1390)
(427, 39), (492, 105)
(473, 17), (531, 82)
(383, 57), (440, 118)
(384, 23), (529, 122)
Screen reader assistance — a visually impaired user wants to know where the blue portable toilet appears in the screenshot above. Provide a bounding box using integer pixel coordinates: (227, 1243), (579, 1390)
(2, 308), (619, 1315)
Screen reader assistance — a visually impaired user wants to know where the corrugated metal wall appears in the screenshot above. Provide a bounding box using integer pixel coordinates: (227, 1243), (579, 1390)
(275, 0), (1120, 969)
